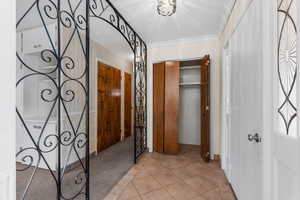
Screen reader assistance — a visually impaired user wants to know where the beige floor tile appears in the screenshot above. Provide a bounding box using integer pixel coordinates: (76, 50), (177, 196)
(184, 176), (218, 194)
(160, 157), (193, 169)
(192, 196), (206, 200)
(123, 196), (141, 200)
(179, 151), (203, 161)
(171, 167), (195, 181)
(104, 192), (119, 200)
(200, 170), (227, 185)
(201, 188), (222, 200)
(132, 175), (162, 195)
(141, 188), (174, 200)
(221, 191), (236, 200)
(133, 170), (152, 179)
(165, 182), (199, 200)
(152, 172), (183, 187)
(218, 183), (232, 193)
(147, 166), (171, 176)
(118, 183), (140, 200)
(105, 150), (235, 200)
(185, 163), (211, 177)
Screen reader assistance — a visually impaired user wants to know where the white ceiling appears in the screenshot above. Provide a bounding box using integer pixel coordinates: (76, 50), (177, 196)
(110, 0), (233, 44)
(17, 0), (233, 60)
(90, 19), (134, 61)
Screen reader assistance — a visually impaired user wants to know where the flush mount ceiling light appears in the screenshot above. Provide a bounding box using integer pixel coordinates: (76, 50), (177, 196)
(157, 0), (176, 16)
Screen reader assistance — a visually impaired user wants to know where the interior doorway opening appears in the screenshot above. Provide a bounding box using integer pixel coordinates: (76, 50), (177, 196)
(153, 56), (211, 162)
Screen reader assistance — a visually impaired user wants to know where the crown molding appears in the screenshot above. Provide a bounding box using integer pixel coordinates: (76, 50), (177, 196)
(148, 34), (219, 49)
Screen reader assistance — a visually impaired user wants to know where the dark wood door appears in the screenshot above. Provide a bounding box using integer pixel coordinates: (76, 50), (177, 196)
(164, 61), (180, 154)
(200, 55), (211, 162)
(97, 62), (121, 152)
(124, 72), (132, 138)
(153, 62), (165, 153)
(153, 61), (180, 154)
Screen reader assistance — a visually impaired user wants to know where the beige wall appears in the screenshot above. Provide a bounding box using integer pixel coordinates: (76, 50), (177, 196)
(90, 39), (133, 153)
(147, 37), (222, 158)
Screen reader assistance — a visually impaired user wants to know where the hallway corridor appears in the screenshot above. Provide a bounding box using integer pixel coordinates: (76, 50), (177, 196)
(105, 147), (235, 200)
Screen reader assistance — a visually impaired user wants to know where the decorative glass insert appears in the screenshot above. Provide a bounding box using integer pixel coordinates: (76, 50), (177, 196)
(277, 0), (298, 136)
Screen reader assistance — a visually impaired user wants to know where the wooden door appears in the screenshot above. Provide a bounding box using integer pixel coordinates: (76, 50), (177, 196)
(98, 63), (108, 152)
(164, 61), (180, 154)
(200, 55), (211, 162)
(97, 62), (121, 152)
(111, 67), (121, 144)
(124, 72), (132, 137)
(153, 62), (165, 153)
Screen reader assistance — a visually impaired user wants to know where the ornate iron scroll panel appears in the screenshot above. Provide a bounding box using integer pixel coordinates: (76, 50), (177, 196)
(16, 0), (147, 199)
(16, 0), (89, 199)
(277, 0), (298, 136)
(89, 0), (148, 163)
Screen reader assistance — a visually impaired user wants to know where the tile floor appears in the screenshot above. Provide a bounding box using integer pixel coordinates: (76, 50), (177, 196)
(104, 147), (236, 200)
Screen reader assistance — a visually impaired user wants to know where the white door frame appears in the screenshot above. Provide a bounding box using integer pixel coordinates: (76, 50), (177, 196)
(221, 43), (231, 181)
(0, 1), (16, 199)
(261, 0), (276, 199)
(298, 0), (300, 196)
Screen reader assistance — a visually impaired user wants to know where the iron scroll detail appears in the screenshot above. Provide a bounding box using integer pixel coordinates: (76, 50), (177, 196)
(16, 0), (147, 199)
(17, 0), (89, 199)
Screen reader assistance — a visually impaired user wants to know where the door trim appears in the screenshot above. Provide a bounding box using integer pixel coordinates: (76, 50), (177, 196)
(261, 0), (276, 199)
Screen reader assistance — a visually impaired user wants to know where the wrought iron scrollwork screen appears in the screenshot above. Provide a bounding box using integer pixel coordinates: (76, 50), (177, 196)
(16, 0), (146, 199)
(16, 0), (89, 199)
(277, 0), (298, 136)
(89, 0), (148, 162)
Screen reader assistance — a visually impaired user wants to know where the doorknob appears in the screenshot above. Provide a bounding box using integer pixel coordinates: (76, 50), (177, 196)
(248, 133), (262, 143)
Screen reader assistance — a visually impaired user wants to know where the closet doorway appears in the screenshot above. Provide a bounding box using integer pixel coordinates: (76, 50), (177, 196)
(97, 61), (121, 152)
(153, 56), (211, 162)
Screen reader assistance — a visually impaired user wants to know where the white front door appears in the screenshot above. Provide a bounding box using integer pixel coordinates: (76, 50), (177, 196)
(228, 0), (263, 199)
(271, 0), (300, 199)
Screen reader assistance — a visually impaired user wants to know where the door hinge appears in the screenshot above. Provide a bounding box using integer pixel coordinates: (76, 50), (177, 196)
(206, 152), (210, 158)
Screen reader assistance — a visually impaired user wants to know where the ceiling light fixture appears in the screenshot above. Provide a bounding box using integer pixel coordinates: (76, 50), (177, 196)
(157, 0), (176, 16)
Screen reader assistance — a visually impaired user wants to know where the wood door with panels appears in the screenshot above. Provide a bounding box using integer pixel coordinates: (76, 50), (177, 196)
(97, 62), (121, 152)
(153, 62), (165, 153)
(164, 61), (180, 154)
(200, 55), (211, 162)
(124, 72), (132, 138)
(153, 61), (180, 155)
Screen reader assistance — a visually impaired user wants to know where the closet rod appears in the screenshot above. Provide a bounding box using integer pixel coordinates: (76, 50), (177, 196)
(180, 66), (201, 70)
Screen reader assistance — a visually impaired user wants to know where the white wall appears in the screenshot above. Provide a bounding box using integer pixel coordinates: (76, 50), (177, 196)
(89, 39), (133, 153)
(147, 37), (222, 158)
(179, 86), (201, 145)
(0, 0), (16, 199)
(179, 66), (201, 145)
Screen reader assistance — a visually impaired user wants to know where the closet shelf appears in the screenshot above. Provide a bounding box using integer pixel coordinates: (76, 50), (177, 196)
(179, 82), (208, 86)
(180, 66), (201, 70)
(179, 82), (201, 86)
